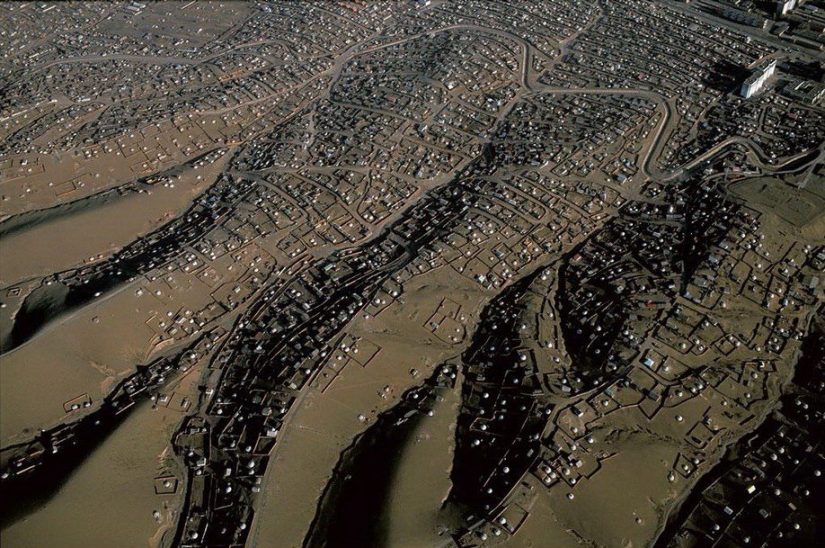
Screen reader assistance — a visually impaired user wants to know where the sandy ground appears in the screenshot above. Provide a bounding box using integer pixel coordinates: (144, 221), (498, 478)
(381, 382), (462, 548)
(1, 363), (201, 548)
(0, 146), (232, 445)
(1, 124), (229, 218)
(250, 271), (491, 548)
(0, 152), (229, 287)
(497, 492), (584, 548)
(546, 439), (680, 548)
(1, 279), (171, 445)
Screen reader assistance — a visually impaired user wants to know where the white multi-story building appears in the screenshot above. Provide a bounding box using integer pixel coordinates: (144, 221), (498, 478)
(741, 59), (777, 98)
(776, 0), (796, 16)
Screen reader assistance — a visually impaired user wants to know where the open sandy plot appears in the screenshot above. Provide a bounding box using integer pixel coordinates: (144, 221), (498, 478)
(0, 152), (228, 286)
(0, 281), (174, 445)
(546, 438), (681, 548)
(252, 273), (491, 548)
(1, 364), (202, 548)
(730, 176), (825, 227)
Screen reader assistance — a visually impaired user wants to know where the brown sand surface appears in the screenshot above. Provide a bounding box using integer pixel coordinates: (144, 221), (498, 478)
(1, 151), (150, 216)
(250, 338), (445, 546)
(730, 176), (825, 228)
(382, 382), (461, 548)
(546, 437), (680, 548)
(0, 153), (228, 287)
(252, 423), (342, 548)
(251, 274), (490, 548)
(497, 490), (581, 548)
(1, 281), (169, 445)
(0, 365), (201, 548)
(1, 128), (226, 217)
